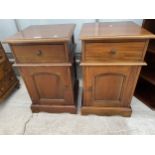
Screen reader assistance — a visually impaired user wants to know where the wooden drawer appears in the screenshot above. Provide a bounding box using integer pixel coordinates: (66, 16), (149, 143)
(0, 60), (12, 80)
(0, 60), (7, 80)
(0, 63), (4, 80)
(0, 43), (19, 101)
(0, 50), (5, 63)
(0, 71), (16, 97)
(84, 41), (146, 62)
(12, 44), (68, 63)
(5, 70), (16, 86)
(0, 80), (5, 97)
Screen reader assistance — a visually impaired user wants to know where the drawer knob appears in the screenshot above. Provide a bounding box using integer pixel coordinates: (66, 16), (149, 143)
(36, 50), (42, 56)
(110, 49), (117, 55)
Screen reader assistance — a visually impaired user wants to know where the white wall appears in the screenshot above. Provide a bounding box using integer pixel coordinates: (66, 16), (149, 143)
(99, 19), (143, 25)
(0, 19), (18, 53)
(0, 19), (143, 53)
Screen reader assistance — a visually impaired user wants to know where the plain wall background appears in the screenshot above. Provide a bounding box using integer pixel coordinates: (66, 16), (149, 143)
(0, 19), (143, 53)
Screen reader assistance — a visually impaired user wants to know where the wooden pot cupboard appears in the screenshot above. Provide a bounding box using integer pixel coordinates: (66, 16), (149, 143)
(135, 19), (155, 109)
(80, 21), (155, 116)
(0, 43), (19, 102)
(4, 24), (77, 114)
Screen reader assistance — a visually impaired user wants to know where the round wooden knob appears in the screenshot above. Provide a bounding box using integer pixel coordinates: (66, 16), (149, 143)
(36, 50), (42, 56)
(110, 49), (117, 55)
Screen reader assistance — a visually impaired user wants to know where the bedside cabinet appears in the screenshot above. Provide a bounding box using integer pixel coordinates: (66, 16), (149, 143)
(4, 24), (77, 114)
(0, 43), (19, 102)
(80, 22), (155, 116)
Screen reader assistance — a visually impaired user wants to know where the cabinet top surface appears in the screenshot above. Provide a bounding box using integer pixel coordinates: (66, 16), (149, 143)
(80, 21), (155, 40)
(3, 24), (75, 44)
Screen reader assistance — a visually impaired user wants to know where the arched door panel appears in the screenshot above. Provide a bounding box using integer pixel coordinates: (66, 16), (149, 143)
(83, 66), (133, 107)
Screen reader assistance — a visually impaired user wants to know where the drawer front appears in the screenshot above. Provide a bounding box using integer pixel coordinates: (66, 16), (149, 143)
(0, 71), (16, 97)
(0, 50), (5, 63)
(84, 41), (146, 62)
(0, 63), (4, 80)
(0, 60), (12, 80)
(12, 44), (67, 63)
(0, 80), (5, 97)
(5, 70), (16, 87)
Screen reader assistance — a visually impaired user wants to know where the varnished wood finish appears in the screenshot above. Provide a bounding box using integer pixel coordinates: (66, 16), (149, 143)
(84, 40), (146, 62)
(80, 21), (154, 116)
(81, 107), (132, 117)
(80, 22), (155, 40)
(135, 20), (155, 109)
(80, 62), (147, 66)
(3, 24), (75, 43)
(83, 66), (140, 107)
(19, 66), (74, 106)
(4, 24), (77, 113)
(31, 105), (76, 114)
(0, 43), (19, 102)
(13, 63), (72, 67)
(12, 44), (68, 63)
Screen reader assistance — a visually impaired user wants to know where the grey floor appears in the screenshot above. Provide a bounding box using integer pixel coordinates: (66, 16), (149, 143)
(0, 77), (155, 135)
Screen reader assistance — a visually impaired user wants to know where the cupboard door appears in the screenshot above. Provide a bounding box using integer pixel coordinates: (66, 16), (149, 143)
(83, 66), (139, 107)
(20, 66), (74, 105)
